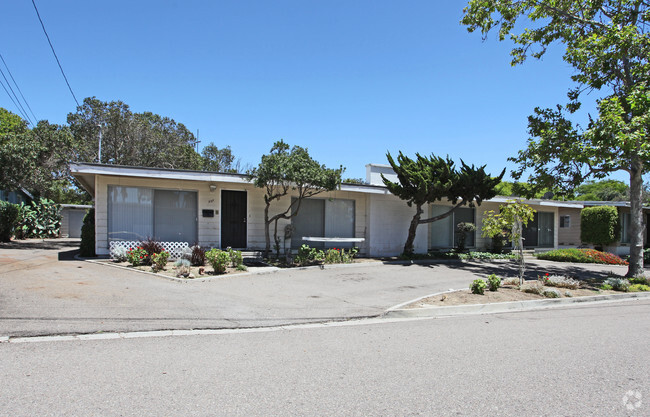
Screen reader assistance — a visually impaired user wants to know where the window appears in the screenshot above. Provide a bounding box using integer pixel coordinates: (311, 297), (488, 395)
(429, 206), (475, 249)
(559, 215), (571, 228)
(291, 198), (355, 248)
(621, 212), (630, 244)
(108, 186), (197, 243)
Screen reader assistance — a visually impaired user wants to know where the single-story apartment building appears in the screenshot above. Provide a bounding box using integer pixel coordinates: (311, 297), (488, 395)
(70, 162), (647, 257)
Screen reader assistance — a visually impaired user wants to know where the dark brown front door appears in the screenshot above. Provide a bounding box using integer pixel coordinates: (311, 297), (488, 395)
(221, 190), (247, 248)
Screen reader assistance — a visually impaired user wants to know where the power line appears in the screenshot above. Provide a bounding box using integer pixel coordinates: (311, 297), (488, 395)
(31, 0), (80, 108)
(0, 53), (38, 122)
(0, 76), (32, 125)
(0, 66), (34, 126)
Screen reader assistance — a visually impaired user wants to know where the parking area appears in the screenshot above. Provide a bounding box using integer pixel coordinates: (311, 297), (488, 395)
(0, 239), (630, 337)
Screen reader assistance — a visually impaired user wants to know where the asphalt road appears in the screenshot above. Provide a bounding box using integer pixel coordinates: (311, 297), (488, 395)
(1, 299), (647, 416)
(0, 240), (631, 337)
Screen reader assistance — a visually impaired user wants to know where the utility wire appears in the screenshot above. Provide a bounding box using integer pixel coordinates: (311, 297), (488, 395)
(0, 77), (31, 125)
(31, 0), (80, 108)
(0, 53), (38, 122)
(0, 66), (34, 126)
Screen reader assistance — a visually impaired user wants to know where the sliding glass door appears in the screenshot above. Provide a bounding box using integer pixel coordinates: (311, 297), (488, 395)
(291, 198), (355, 248)
(108, 186), (197, 243)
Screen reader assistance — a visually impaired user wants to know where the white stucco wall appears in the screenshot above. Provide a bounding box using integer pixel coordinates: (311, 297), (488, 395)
(93, 174), (369, 256)
(367, 193), (428, 256)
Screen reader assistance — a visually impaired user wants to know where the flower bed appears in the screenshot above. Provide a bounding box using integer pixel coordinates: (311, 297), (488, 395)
(535, 248), (628, 265)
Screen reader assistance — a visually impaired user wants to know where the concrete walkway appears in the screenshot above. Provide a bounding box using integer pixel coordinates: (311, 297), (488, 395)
(0, 239), (634, 337)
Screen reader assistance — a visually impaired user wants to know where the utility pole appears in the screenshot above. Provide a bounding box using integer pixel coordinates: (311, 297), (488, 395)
(98, 124), (102, 163)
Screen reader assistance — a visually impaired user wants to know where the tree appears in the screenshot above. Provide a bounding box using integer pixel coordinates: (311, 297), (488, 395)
(250, 140), (344, 258)
(462, 1), (650, 276)
(574, 180), (629, 201)
(482, 201), (535, 284)
(67, 97), (203, 170)
(382, 151), (504, 255)
(201, 143), (237, 173)
(580, 205), (620, 249)
(1, 109), (83, 202)
(342, 178), (366, 185)
(494, 181), (551, 198)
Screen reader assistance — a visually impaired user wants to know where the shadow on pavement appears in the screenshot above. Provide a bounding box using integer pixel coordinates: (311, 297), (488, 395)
(387, 259), (625, 281)
(0, 238), (80, 251)
(58, 249), (80, 261)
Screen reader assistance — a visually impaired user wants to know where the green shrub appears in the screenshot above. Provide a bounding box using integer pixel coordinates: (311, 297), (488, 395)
(111, 246), (128, 262)
(458, 252), (518, 260)
(580, 206), (619, 247)
(490, 236), (505, 254)
(295, 244), (325, 266)
(521, 284), (543, 295)
(79, 208), (95, 257)
(236, 264), (248, 271)
(324, 248), (343, 264)
(603, 278), (630, 292)
(628, 275), (648, 285)
(15, 198), (61, 239)
(543, 288), (561, 298)
(174, 258), (191, 277)
(0, 200), (20, 242)
(341, 247), (359, 263)
(542, 275), (581, 290)
(227, 247), (243, 267)
(599, 283), (613, 291)
(151, 251), (170, 272)
(205, 248), (230, 274)
(502, 277), (520, 286)
(629, 284), (650, 292)
(127, 247), (148, 266)
(470, 279), (487, 295)
(487, 274), (501, 291)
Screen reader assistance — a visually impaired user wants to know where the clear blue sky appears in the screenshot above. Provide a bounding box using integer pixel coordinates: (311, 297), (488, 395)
(1, 0), (621, 182)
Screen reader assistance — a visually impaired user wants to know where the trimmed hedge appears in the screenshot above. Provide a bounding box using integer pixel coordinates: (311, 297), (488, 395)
(580, 206), (619, 247)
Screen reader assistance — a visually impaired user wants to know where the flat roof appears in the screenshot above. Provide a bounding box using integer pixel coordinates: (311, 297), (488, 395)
(70, 163), (644, 208)
(70, 163), (392, 195)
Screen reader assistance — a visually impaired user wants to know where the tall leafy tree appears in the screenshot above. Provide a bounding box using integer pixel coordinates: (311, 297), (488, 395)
(251, 140), (344, 258)
(201, 143), (237, 173)
(382, 152), (504, 255)
(1, 108), (83, 202)
(462, 0), (650, 276)
(67, 97), (202, 170)
(574, 179), (629, 201)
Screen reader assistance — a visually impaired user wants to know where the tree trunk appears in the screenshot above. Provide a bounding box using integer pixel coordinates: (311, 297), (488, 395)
(403, 205), (423, 255)
(273, 218), (281, 259)
(263, 202), (271, 258)
(627, 164), (645, 277)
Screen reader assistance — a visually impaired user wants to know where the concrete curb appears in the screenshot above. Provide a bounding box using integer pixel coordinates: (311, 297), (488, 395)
(76, 254), (389, 282)
(384, 291), (650, 318)
(76, 254), (282, 282)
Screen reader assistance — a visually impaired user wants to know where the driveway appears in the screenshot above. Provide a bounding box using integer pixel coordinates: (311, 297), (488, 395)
(0, 240), (632, 337)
